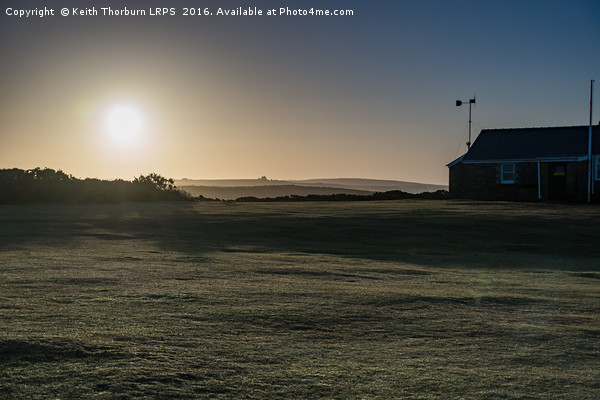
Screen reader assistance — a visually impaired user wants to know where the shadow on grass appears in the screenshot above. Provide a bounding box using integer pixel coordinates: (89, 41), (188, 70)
(1, 201), (599, 270)
(0, 338), (124, 364)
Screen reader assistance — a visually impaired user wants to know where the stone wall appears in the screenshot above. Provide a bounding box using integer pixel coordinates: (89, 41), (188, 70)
(449, 161), (598, 202)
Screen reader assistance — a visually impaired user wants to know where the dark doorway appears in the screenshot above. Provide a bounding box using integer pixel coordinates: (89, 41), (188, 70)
(548, 163), (567, 201)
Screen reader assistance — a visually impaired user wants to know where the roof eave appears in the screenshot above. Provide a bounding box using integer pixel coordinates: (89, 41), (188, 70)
(446, 155), (465, 168)
(460, 155), (589, 164)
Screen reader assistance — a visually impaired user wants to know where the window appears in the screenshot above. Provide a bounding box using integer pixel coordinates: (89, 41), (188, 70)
(501, 163), (515, 184)
(552, 165), (566, 176)
(596, 157), (600, 181)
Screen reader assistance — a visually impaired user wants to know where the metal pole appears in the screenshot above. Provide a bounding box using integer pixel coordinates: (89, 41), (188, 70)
(467, 102), (472, 150)
(466, 97), (475, 150)
(588, 80), (594, 203)
(537, 159), (541, 200)
(457, 97), (475, 152)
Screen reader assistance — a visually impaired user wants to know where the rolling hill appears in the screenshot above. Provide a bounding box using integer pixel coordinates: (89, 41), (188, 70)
(175, 178), (447, 200)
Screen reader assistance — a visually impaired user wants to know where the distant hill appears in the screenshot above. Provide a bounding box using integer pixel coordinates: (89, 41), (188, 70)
(176, 178), (289, 187)
(175, 178), (447, 200)
(290, 178), (447, 194)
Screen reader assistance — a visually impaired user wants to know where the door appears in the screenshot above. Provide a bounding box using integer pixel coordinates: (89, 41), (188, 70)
(548, 163), (567, 201)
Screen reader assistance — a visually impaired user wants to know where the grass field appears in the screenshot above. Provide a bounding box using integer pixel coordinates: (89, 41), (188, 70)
(1, 200), (599, 399)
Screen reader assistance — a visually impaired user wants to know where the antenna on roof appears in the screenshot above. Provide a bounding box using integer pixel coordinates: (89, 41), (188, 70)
(456, 95), (476, 151)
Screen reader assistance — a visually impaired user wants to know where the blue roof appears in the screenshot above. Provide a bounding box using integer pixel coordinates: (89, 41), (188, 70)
(460, 125), (600, 162)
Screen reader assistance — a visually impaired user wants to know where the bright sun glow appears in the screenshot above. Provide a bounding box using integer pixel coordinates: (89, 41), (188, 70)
(105, 104), (143, 146)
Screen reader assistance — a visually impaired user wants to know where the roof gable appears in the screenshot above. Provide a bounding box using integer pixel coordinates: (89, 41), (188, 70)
(461, 125), (600, 162)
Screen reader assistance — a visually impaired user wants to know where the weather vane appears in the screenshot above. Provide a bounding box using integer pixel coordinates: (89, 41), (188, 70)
(456, 96), (476, 150)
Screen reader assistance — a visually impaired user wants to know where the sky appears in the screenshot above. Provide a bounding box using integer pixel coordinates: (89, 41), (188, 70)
(1, 0), (599, 184)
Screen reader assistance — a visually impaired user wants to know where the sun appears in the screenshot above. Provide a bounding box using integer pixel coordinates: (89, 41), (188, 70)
(104, 104), (144, 146)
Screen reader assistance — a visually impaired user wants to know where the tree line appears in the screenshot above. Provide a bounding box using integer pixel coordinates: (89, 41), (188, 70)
(235, 190), (449, 202)
(0, 168), (192, 204)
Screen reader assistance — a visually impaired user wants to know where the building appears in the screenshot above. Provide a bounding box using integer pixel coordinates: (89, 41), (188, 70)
(447, 125), (600, 202)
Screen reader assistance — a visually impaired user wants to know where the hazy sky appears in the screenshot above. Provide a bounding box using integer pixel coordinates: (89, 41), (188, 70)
(1, 0), (599, 184)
